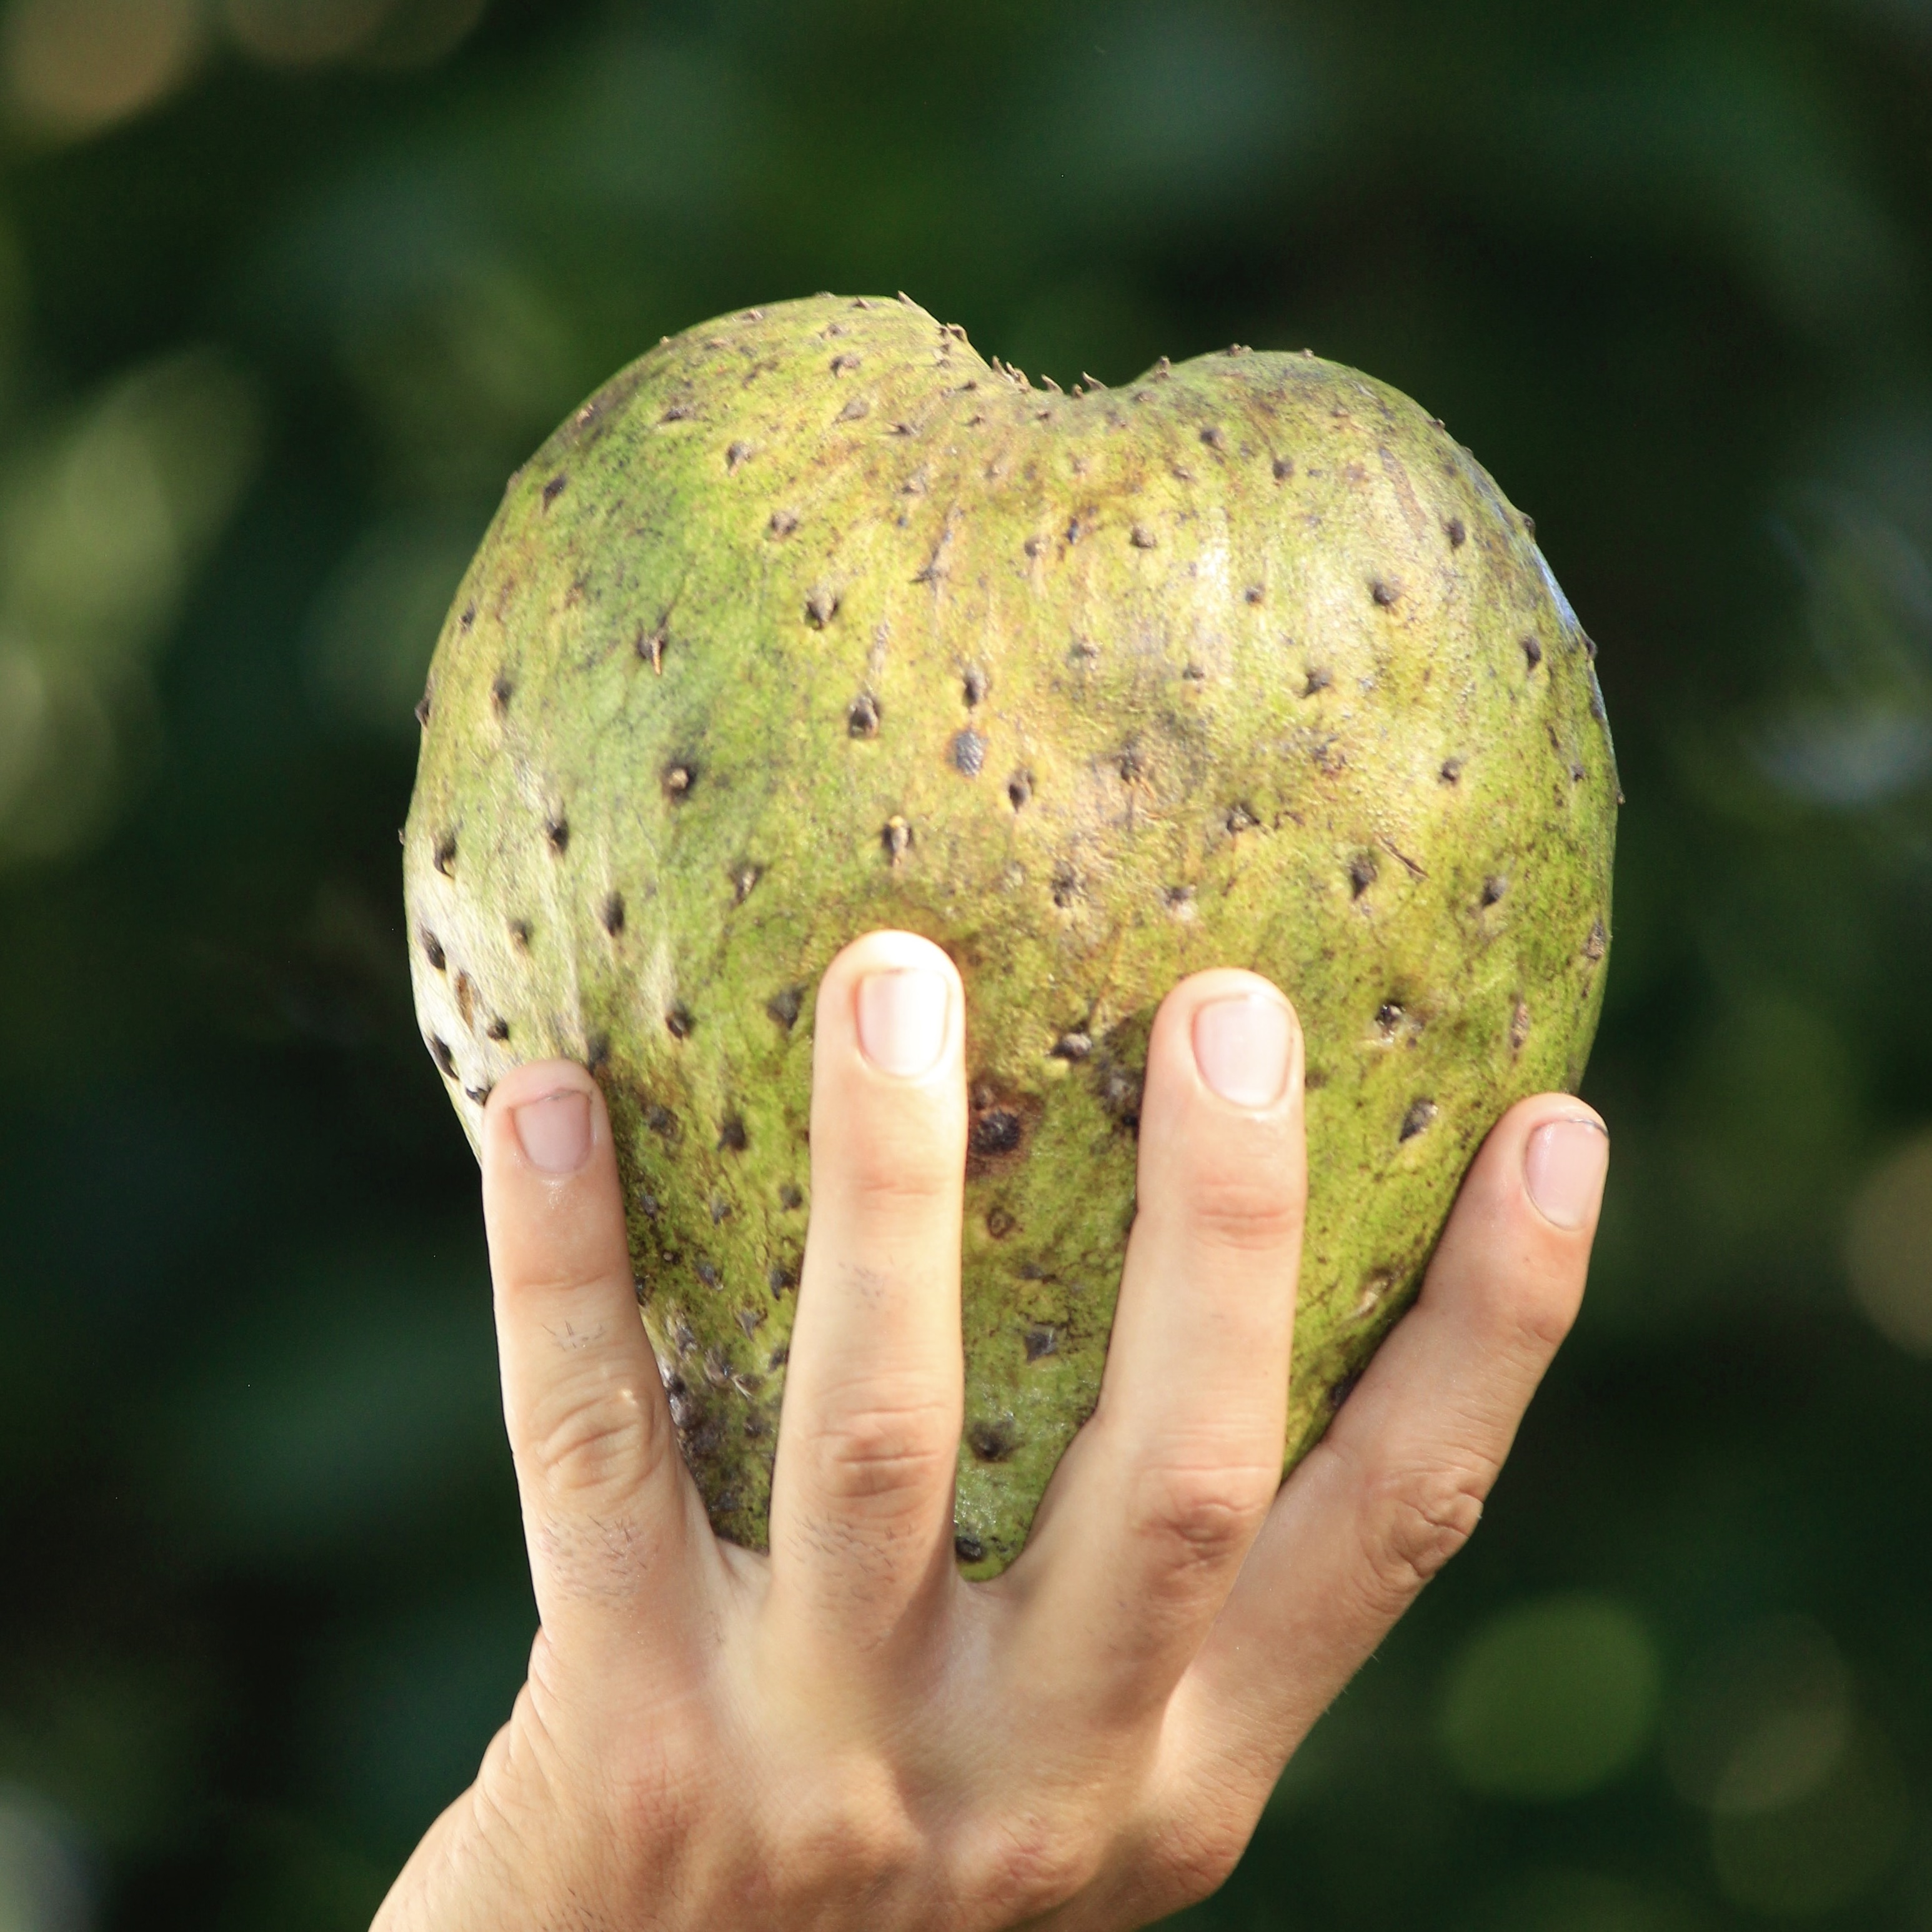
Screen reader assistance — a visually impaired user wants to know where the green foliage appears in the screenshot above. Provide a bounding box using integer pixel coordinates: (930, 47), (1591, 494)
(2, 1), (1931, 1926)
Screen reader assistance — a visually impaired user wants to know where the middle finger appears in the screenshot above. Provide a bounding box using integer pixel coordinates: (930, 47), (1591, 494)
(767, 929), (969, 1661)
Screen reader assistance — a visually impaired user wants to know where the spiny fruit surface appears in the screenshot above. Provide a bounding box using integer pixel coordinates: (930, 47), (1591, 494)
(405, 293), (1616, 1575)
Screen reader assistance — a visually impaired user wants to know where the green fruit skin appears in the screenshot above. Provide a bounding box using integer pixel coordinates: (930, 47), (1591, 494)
(404, 294), (1616, 1576)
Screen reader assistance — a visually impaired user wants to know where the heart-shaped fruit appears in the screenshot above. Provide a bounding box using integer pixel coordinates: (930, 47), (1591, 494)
(404, 293), (1616, 1573)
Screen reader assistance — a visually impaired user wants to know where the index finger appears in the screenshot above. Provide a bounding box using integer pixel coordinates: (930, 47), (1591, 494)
(482, 1060), (714, 1665)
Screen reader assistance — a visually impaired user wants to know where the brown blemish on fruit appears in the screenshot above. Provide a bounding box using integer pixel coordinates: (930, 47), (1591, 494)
(967, 1079), (1041, 1177)
(883, 815), (912, 861)
(433, 832), (457, 877)
(848, 694), (881, 737)
(1348, 852), (1378, 897)
(419, 927), (446, 972)
(542, 474), (567, 507)
(766, 985), (804, 1030)
(805, 589), (839, 627)
(1399, 1098), (1438, 1141)
(601, 891), (626, 935)
(1521, 635), (1543, 670)
(665, 1003), (694, 1039)
(952, 729), (987, 775)
(662, 763), (694, 800)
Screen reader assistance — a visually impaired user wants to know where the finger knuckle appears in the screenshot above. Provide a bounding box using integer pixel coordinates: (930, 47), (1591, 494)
(524, 1373), (663, 1504)
(1156, 1813), (1252, 1911)
(1127, 1456), (1278, 1576)
(765, 1764), (922, 1903)
(835, 1118), (962, 1215)
(1117, 1785), (1257, 1922)
(1182, 1165), (1303, 1256)
(1357, 1460), (1490, 1613)
(957, 1810), (1105, 1921)
(798, 1390), (957, 1515)
(1496, 1266), (1585, 1360)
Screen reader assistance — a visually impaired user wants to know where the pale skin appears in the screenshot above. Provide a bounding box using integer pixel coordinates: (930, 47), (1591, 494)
(374, 930), (1610, 1932)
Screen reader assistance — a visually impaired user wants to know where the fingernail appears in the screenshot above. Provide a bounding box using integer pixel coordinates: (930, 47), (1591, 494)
(857, 968), (949, 1078)
(1524, 1118), (1609, 1229)
(1193, 995), (1294, 1108)
(514, 1089), (592, 1173)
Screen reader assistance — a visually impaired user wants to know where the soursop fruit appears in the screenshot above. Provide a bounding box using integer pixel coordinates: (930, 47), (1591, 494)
(404, 293), (1616, 1575)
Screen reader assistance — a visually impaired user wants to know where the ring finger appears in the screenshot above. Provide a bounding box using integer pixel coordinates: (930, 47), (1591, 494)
(1010, 970), (1305, 1721)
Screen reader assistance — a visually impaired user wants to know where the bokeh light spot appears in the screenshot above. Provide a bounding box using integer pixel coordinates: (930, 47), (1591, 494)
(223, 0), (485, 68)
(1436, 1593), (1660, 1801)
(1708, 1722), (1907, 1916)
(0, 348), (257, 870)
(304, 512), (479, 735)
(1664, 1615), (1853, 1815)
(0, 1791), (92, 1932)
(1845, 1130), (1932, 1352)
(1, 0), (203, 141)
(222, 0), (392, 65)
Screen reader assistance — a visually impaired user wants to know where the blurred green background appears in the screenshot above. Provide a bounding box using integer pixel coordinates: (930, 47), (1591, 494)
(2, 0), (1932, 1926)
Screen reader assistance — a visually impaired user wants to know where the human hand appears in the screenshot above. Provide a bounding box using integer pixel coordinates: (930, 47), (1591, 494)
(374, 929), (1608, 1932)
